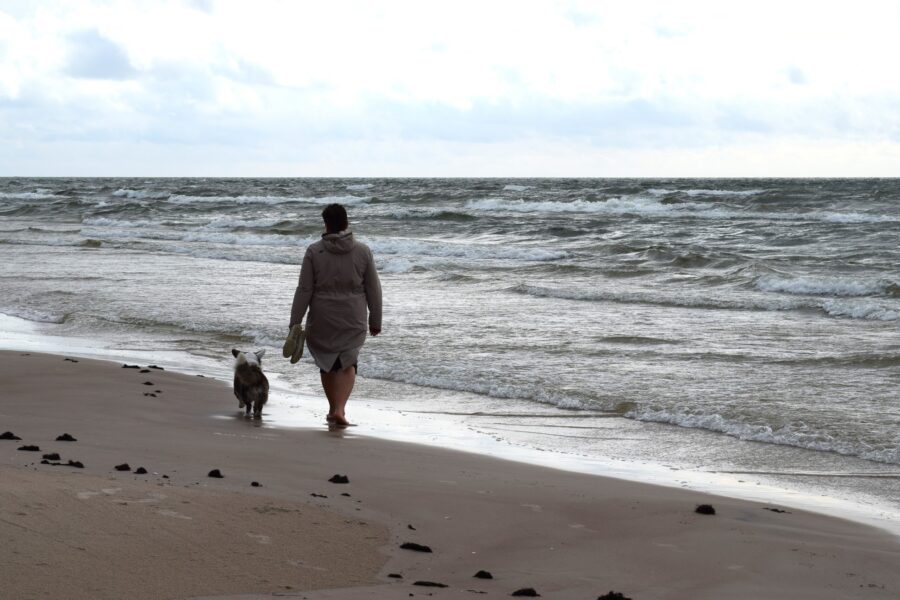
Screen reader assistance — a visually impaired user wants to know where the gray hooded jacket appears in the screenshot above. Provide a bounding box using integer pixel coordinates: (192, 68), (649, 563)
(290, 230), (382, 370)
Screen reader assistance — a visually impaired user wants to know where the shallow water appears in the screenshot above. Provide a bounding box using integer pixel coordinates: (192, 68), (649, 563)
(1, 177), (898, 531)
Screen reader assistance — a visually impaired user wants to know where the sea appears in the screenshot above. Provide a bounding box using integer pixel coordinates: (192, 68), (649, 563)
(1, 178), (898, 531)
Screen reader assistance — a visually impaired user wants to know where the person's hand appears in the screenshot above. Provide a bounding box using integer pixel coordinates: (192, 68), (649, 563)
(369, 326), (381, 337)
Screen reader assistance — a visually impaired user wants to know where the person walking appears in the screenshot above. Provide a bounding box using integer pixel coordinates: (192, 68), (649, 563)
(288, 203), (382, 427)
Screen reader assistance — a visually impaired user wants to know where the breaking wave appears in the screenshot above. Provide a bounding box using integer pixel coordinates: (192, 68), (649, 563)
(627, 407), (899, 465)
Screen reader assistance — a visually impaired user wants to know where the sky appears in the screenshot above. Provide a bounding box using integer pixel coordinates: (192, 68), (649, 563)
(1, 0), (899, 177)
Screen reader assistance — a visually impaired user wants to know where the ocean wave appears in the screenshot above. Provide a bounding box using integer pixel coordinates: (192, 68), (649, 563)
(82, 217), (158, 228)
(814, 211), (897, 224)
(180, 231), (312, 246)
(775, 353), (900, 369)
(510, 283), (806, 312)
(503, 184), (532, 192)
(346, 183), (373, 191)
(755, 275), (897, 297)
(112, 188), (170, 199)
(166, 193), (370, 206)
(509, 283), (899, 321)
(367, 238), (567, 262)
(378, 258), (418, 274)
(0, 307), (68, 324)
(646, 188), (767, 197)
(387, 208), (476, 221)
(627, 407), (899, 465)
(364, 360), (596, 410)
(0, 191), (59, 200)
(202, 216), (286, 229)
(821, 299), (899, 321)
(466, 196), (900, 225)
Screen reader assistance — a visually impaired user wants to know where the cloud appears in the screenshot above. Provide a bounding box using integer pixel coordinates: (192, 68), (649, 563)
(1, 0), (899, 175)
(64, 30), (135, 80)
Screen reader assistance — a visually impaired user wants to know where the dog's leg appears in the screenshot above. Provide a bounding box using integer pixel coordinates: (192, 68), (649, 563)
(253, 400), (262, 419)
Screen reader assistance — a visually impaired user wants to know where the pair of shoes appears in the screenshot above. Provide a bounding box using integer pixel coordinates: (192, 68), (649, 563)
(282, 324), (306, 364)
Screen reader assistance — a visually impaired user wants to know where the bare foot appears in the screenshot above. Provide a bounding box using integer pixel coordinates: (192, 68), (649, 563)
(330, 415), (351, 428)
(326, 414), (337, 423)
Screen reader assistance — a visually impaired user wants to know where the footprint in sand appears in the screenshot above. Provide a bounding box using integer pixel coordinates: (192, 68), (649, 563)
(247, 533), (272, 544)
(133, 492), (166, 504)
(77, 487), (122, 500)
(287, 560), (327, 572)
(157, 509), (192, 520)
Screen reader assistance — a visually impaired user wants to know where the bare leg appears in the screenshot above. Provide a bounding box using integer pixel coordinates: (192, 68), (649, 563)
(320, 366), (356, 426)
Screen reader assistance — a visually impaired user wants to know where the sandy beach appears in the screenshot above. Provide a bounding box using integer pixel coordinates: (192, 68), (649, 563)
(1, 351), (898, 600)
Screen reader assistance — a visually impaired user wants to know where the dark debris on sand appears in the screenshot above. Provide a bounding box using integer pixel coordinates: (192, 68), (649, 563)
(251, 481), (261, 487)
(695, 504), (716, 515)
(310, 493), (328, 498)
(18, 445), (40, 452)
(328, 474), (350, 484)
(388, 573), (403, 579)
(43, 459), (84, 468)
(400, 542), (433, 553)
(42, 453), (61, 461)
(134, 467), (148, 474)
(63, 358), (79, 363)
(597, 592), (632, 600)
(1, 431), (22, 440)
(414, 581), (448, 588)
(56, 433), (77, 441)
(115, 463), (131, 471)
(474, 570), (493, 579)
(208, 469), (224, 478)
(142, 381), (154, 386)
(140, 369), (151, 373)
(122, 364), (140, 369)
(511, 588), (540, 597)
(763, 507), (791, 514)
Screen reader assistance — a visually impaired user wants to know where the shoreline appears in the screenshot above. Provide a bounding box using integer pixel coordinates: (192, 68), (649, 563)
(2, 312), (899, 538)
(2, 350), (899, 599)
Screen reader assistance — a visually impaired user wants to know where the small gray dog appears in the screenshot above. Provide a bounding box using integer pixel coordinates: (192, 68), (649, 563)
(232, 348), (269, 419)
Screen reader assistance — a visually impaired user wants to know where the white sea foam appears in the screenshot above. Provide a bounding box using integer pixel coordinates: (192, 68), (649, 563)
(367, 237), (567, 261)
(467, 196), (729, 218)
(112, 188), (170, 199)
(755, 275), (894, 297)
(0, 307), (67, 324)
(627, 407), (899, 465)
(820, 299), (900, 321)
(346, 183), (373, 191)
(0, 191), (58, 200)
(378, 258), (417, 273)
(646, 188), (766, 197)
(82, 217), (157, 228)
(202, 217), (284, 229)
(503, 184), (532, 192)
(510, 283), (807, 312)
(167, 194), (295, 205)
(813, 211), (896, 224)
(166, 193), (370, 206)
(180, 231), (312, 246)
(466, 195), (899, 225)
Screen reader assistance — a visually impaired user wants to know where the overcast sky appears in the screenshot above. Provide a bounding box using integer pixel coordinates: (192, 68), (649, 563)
(2, 0), (899, 177)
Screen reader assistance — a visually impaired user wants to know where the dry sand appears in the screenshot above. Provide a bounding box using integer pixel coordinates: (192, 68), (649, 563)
(1, 351), (898, 600)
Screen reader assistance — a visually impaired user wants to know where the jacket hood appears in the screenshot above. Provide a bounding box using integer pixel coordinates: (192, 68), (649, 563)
(322, 230), (355, 254)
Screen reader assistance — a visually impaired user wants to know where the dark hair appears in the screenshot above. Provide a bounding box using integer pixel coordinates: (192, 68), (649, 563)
(321, 203), (348, 233)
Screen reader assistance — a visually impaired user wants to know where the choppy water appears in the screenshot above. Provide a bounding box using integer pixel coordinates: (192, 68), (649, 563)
(1, 177), (898, 518)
